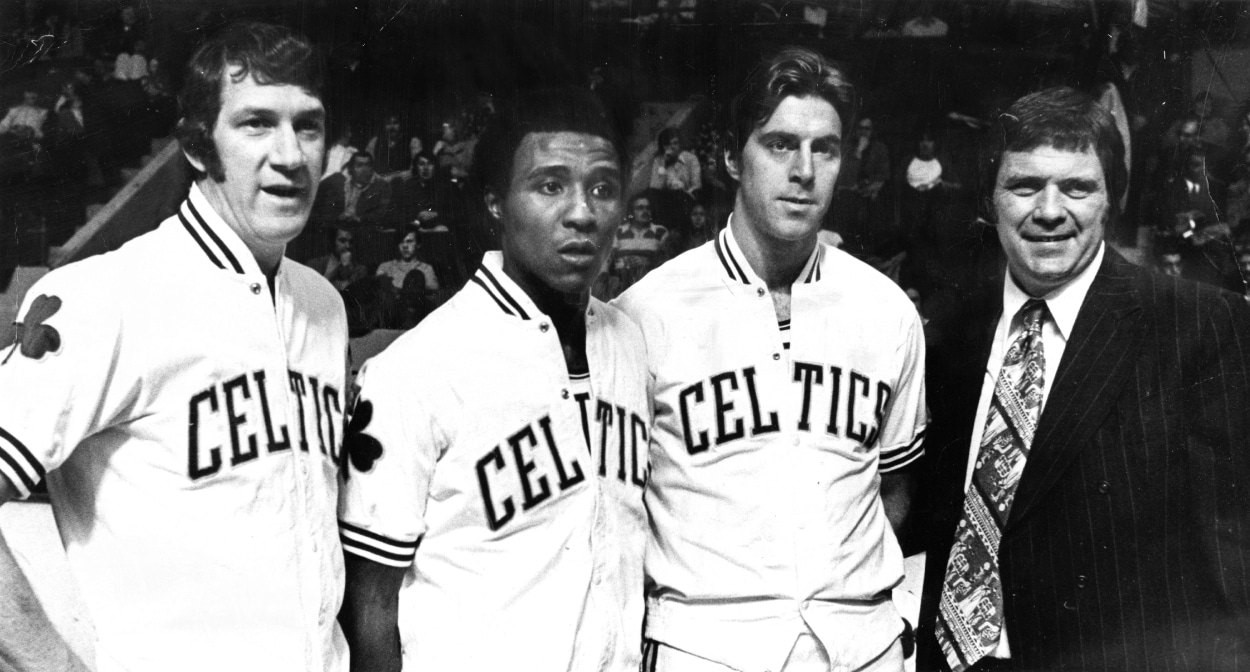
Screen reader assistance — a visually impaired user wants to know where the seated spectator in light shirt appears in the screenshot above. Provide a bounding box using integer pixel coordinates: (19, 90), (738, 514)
(323, 122), (359, 180)
(613, 191), (668, 290)
(315, 151), (392, 227)
(377, 226), (439, 293)
(649, 127), (701, 194)
(0, 89), (49, 140)
(113, 39), (150, 81)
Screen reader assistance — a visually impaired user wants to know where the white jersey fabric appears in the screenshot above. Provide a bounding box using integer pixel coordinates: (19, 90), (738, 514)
(338, 251), (651, 672)
(0, 183), (349, 672)
(615, 224), (927, 672)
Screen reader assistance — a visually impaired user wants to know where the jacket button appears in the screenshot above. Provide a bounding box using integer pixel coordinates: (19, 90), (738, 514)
(1097, 480), (1110, 494)
(1076, 574), (1088, 589)
(756, 287), (765, 297)
(249, 282), (262, 295)
(539, 322), (549, 332)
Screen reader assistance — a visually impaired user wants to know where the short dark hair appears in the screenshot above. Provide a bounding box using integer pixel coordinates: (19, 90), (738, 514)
(726, 46), (855, 159)
(473, 87), (625, 199)
(658, 127), (681, 148)
(175, 22), (323, 181)
(983, 86), (1127, 219)
(410, 149), (435, 173)
(629, 190), (653, 210)
(328, 226), (353, 247)
(396, 224), (421, 248)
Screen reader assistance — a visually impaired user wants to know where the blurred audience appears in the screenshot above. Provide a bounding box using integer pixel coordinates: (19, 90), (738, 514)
(650, 127), (701, 194)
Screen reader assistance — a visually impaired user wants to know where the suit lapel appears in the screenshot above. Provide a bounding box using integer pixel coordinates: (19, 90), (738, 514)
(1007, 250), (1145, 529)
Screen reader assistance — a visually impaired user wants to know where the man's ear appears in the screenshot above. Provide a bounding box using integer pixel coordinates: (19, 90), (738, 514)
(723, 148), (741, 182)
(484, 191), (503, 222)
(183, 149), (207, 174)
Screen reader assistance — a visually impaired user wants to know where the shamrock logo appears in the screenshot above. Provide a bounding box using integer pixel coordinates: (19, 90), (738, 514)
(3, 294), (62, 365)
(341, 398), (384, 479)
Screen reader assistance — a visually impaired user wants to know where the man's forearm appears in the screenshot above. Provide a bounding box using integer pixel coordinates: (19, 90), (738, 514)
(880, 472), (915, 539)
(341, 555), (404, 672)
(0, 532), (89, 672)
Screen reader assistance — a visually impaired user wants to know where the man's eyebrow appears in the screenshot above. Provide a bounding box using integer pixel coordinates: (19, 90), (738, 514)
(758, 130), (841, 144)
(524, 165), (572, 179)
(230, 105), (325, 119)
(1058, 177), (1101, 189)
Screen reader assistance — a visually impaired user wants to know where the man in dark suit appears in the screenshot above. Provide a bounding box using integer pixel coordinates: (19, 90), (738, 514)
(917, 86), (1250, 672)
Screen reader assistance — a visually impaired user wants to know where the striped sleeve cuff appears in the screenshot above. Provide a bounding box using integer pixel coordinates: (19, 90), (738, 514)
(879, 430), (925, 473)
(339, 520), (419, 568)
(0, 426), (44, 499)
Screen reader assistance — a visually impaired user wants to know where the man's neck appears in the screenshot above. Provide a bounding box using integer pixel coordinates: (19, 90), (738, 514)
(729, 213), (816, 291)
(503, 263), (590, 371)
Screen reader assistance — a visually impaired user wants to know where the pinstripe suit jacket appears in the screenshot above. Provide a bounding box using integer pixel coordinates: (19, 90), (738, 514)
(917, 248), (1250, 671)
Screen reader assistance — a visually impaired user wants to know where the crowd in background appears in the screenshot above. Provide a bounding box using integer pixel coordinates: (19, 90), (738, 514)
(0, 4), (177, 262)
(2, 0), (1248, 336)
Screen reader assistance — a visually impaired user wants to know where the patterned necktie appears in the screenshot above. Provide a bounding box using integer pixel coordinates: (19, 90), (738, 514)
(935, 299), (1047, 672)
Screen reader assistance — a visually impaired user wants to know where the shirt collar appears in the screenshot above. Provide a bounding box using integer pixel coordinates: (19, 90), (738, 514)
(1002, 241), (1104, 341)
(715, 214), (823, 289)
(469, 251), (542, 321)
(177, 182), (265, 276)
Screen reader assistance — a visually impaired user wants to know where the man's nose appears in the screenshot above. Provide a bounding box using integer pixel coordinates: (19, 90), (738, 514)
(564, 187), (598, 231)
(270, 125), (306, 169)
(790, 146), (814, 185)
(1033, 187), (1066, 224)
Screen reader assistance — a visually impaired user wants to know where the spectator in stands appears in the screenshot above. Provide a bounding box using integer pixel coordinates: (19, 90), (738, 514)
(0, 89), (49, 141)
(1155, 240), (1185, 278)
(113, 39), (150, 81)
(377, 226), (439, 293)
(1162, 94), (1230, 155)
(613, 191), (668, 292)
(649, 127), (701, 194)
(433, 115), (475, 183)
(1157, 148), (1240, 291)
(664, 198), (716, 258)
(307, 227), (369, 291)
(53, 80), (85, 138)
(1161, 147), (1226, 240)
(395, 150), (456, 231)
(367, 113), (421, 181)
(315, 150), (393, 228)
(376, 226), (440, 328)
(834, 115), (891, 256)
(323, 122), (359, 180)
(901, 1), (948, 37)
(896, 124), (960, 288)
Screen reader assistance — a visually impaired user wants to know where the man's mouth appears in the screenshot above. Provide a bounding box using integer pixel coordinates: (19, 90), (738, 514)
(779, 197), (816, 206)
(1022, 232), (1075, 243)
(559, 241), (598, 256)
(262, 185), (304, 198)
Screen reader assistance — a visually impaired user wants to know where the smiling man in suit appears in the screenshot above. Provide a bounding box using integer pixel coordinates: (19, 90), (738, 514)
(917, 86), (1250, 672)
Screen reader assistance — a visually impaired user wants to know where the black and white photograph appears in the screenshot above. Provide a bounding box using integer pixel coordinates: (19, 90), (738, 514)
(0, 1), (1246, 671)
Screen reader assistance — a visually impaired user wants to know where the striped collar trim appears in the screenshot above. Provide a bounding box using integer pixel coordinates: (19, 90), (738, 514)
(468, 251), (535, 320)
(176, 183), (259, 275)
(715, 218), (824, 287)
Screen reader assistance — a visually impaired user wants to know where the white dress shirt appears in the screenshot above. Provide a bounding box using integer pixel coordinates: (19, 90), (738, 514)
(964, 242), (1105, 658)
